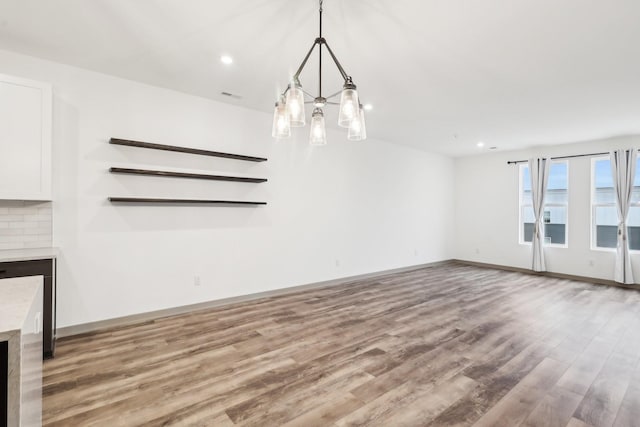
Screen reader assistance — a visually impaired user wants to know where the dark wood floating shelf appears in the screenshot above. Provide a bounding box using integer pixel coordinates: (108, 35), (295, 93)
(110, 138), (267, 163)
(109, 197), (266, 205)
(110, 167), (267, 183)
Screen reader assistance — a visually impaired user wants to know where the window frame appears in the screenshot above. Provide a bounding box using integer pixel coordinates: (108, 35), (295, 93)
(591, 156), (615, 252)
(518, 160), (569, 248)
(590, 156), (640, 252)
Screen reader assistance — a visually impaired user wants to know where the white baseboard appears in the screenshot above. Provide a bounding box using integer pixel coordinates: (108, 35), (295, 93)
(57, 259), (453, 338)
(453, 259), (640, 289)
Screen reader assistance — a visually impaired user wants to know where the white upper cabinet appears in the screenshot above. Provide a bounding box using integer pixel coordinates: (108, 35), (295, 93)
(0, 74), (52, 200)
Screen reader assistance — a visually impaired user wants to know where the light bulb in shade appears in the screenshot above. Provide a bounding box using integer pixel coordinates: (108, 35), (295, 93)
(348, 106), (367, 141)
(285, 81), (306, 127)
(309, 108), (327, 146)
(338, 80), (360, 128)
(271, 98), (291, 139)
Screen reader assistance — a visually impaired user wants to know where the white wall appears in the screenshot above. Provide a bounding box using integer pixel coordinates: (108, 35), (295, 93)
(0, 49), (455, 328)
(455, 135), (640, 281)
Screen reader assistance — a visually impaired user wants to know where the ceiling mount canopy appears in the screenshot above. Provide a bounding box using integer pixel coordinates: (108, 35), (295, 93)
(272, 0), (366, 145)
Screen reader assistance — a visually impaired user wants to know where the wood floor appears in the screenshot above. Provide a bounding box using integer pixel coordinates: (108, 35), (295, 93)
(43, 262), (640, 426)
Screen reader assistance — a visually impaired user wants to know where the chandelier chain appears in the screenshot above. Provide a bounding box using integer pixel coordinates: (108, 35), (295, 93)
(319, 0), (323, 38)
(318, 0), (323, 96)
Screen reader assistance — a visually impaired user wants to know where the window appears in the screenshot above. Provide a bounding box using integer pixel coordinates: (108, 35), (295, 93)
(591, 157), (640, 250)
(519, 161), (568, 246)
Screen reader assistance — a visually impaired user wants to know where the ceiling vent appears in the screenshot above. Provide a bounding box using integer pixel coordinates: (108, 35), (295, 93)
(221, 91), (242, 100)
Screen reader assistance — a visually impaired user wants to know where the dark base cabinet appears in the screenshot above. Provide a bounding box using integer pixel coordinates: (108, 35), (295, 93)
(0, 259), (56, 359)
(1, 341), (6, 427)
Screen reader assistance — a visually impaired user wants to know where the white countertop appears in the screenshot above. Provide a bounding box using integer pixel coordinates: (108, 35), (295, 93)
(0, 247), (58, 263)
(0, 276), (42, 339)
(0, 275), (43, 427)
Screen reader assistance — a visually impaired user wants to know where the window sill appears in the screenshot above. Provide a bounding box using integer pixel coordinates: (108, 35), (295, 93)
(590, 246), (616, 253)
(519, 242), (568, 249)
(590, 246), (640, 254)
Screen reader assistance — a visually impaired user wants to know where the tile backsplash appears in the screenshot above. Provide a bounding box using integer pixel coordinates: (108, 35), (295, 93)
(0, 200), (52, 250)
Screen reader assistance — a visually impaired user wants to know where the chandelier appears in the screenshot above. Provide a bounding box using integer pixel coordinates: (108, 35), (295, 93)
(272, 0), (366, 145)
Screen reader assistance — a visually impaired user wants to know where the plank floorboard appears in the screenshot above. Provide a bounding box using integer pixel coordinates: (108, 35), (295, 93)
(43, 263), (640, 426)
(522, 386), (584, 427)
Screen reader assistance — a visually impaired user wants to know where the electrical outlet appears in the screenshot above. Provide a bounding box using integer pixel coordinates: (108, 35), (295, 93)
(414, 249), (418, 256)
(475, 248), (480, 254)
(335, 259), (340, 267)
(34, 312), (41, 334)
(194, 276), (201, 286)
(588, 260), (595, 267)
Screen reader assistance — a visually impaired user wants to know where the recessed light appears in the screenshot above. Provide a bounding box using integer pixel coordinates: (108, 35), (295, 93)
(220, 55), (233, 65)
(477, 142), (485, 147)
(489, 146), (498, 150)
(363, 104), (373, 111)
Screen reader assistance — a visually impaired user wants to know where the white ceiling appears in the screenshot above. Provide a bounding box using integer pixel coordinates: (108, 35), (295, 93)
(0, 0), (639, 156)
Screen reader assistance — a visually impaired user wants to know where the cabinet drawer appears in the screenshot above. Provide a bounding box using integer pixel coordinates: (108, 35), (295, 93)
(0, 259), (52, 279)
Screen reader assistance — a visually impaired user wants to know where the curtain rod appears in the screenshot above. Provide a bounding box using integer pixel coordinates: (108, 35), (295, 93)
(507, 151), (614, 165)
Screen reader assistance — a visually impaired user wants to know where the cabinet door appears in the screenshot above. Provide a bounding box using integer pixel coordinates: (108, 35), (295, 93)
(0, 74), (52, 201)
(0, 341), (6, 427)
(43, 275), (54, 358)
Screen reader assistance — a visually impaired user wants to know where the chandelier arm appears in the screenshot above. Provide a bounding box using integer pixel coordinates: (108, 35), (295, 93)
(323, 41), (350, 82)
(293, 41), (319, 80)
(324, 89), (343, 100)
(302, 88), (316, 99)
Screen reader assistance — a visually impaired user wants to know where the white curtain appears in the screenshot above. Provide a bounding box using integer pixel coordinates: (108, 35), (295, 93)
(610, 149), (637, 284)
(529, 158), (550, 272)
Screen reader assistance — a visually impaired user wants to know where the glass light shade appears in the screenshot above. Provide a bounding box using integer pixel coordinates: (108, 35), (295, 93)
(309, 108), (327, 146)
(348, 107), (366, 141)
(271, 101), (291, 138)
(338, 86), (360, 128)
(286, 84), (306, 127)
